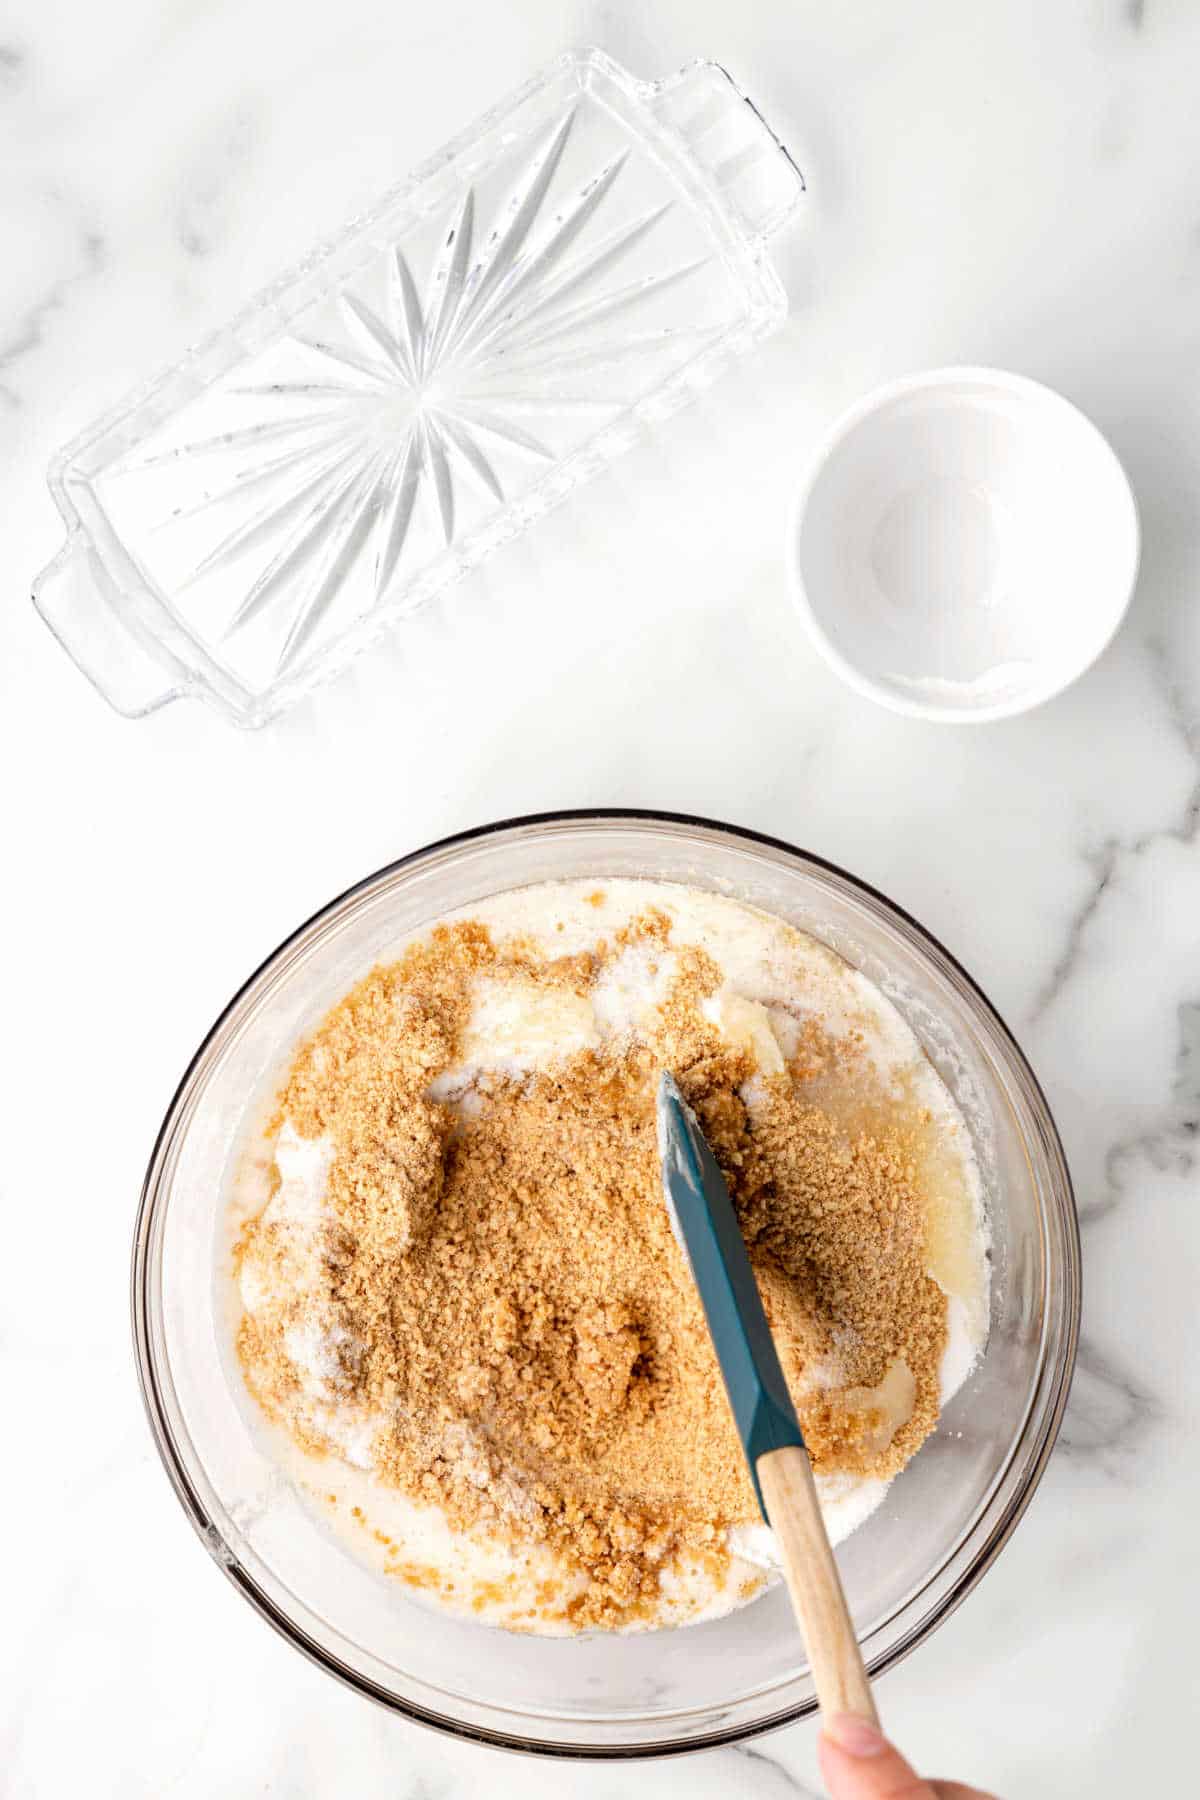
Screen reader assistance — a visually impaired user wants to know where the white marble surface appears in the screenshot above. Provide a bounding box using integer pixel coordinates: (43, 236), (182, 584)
(3, 1), (1198, 1793)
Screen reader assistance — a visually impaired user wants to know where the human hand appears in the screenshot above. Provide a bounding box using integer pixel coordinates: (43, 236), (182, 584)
(819, 1715), (999, 1800)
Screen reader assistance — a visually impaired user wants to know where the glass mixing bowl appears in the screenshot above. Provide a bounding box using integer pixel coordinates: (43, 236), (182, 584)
(133, 811), (1079, 1757)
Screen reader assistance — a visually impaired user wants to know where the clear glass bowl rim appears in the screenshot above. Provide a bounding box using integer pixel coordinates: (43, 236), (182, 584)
(132, 808), (1081, 1759)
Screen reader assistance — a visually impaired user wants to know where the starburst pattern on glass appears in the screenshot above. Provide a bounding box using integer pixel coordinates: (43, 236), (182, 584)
(38, 54), (801, 724)
(107, 108), (731, 683)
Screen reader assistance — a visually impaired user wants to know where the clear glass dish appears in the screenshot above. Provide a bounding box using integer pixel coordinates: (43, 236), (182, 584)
(133, 811), (1079, 1758)
(33, 52), (803, 728)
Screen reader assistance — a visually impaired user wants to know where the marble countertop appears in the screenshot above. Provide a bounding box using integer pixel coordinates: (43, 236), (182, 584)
(3, 2), (1197, 1794)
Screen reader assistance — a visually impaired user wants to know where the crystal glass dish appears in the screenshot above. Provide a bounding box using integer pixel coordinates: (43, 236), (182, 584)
(133, 811), (1080, 1758)
(34, 53), (803, 727)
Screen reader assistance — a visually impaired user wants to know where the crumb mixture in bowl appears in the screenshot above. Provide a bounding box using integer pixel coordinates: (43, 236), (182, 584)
(230, 880), (989, 1633)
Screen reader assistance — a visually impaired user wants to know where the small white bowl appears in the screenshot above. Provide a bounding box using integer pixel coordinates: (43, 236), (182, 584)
(787, 368), (1140, 722)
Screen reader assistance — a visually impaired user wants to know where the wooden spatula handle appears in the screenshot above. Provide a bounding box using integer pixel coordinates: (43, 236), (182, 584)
(757, 1444), (878, 1725)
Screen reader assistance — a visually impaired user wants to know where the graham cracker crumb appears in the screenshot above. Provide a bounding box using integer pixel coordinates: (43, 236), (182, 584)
(238, 913), (949, 1629)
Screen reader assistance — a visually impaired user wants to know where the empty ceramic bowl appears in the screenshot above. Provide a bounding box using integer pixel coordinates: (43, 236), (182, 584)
(788, 367), (1140, 723)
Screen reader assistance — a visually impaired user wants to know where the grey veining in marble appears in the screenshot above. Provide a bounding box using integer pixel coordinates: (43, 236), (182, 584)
(730, 1743), (823, 1798)
(0, 218), (105, 408)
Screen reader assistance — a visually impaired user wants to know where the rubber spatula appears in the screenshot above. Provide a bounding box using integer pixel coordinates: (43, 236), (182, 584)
(657, 1071), (878, 1726)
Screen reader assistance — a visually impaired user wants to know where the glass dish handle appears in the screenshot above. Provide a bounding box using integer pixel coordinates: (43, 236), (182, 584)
(648, 59), (805, 249)
(32, 533), (183, 719)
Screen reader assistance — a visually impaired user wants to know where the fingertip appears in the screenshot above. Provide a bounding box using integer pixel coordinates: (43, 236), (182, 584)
(823, 1712), (888, 1756)
(818, 1719), (937, 1799)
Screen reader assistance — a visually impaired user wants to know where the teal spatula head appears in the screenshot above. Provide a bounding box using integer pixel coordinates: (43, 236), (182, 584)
(656, 1071), (805, 1520)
